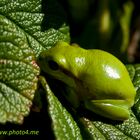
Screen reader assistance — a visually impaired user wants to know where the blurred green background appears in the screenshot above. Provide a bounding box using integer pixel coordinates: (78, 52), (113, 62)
(60, 0), (140, 63)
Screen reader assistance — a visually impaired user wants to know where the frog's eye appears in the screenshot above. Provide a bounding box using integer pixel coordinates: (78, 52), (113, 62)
(48, 60), (59, 71)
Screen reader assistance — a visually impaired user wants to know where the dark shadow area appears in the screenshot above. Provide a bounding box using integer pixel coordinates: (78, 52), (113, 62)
(58, 0), (96, 38)
(41, 0), (68, 31)
(44, 73), (74, 113)
(77, 107), (124, 125)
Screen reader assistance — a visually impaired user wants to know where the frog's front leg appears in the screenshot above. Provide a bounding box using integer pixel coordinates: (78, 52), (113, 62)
(84, 100), (131, 120)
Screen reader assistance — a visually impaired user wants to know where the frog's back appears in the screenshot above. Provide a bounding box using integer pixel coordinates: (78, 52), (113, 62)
(80, 49), (136, 102)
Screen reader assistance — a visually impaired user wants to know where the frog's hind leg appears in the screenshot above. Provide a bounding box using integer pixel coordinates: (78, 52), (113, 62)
(84, 100), (130, 120)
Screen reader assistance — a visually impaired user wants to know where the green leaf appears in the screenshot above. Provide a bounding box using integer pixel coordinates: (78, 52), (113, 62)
(0, 15), (40, 123)
(0, 0), (70, 57)
(40, 77), (82, 140)
(76, 113), (139, 140)
(0, 0), (69, 124)
(79, 117), (106, 140)
(128, 64), (140, 121)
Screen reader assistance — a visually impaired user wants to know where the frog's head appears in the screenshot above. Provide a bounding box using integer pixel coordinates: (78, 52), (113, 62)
(38, 42), (81, 89)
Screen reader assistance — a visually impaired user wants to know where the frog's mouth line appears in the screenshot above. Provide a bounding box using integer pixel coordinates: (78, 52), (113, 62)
(61, 68), (74, 79)
(60, 67), (92, 102)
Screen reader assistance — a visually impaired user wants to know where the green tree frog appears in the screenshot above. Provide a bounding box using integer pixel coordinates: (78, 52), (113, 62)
(38, 42), (136, 120)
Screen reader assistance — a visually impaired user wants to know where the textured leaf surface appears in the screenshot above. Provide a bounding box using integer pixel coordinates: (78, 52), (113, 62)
(0, 15), (40, 123)
(0, 0), (70, 57)
(127, 64), (140, 121)
(40, 77), (82, 140)
(0, 0), (69, 124)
